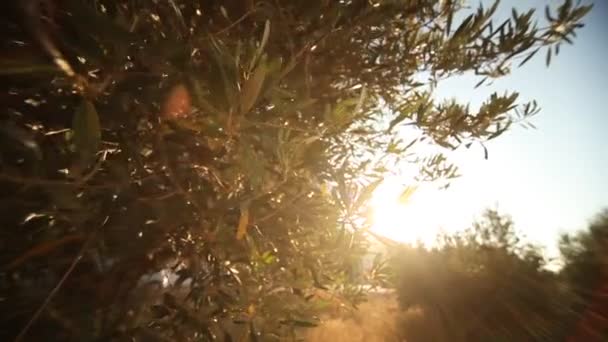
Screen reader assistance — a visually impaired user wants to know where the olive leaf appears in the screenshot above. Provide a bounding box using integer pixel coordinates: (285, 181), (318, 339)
(248, 20), (271, 72)
(236, 203), (250, 240)
(399, 186), (418, 205)
(353, 178), (384, 211)
(240, 60), (268, 115)
(72, 99), (101, 167)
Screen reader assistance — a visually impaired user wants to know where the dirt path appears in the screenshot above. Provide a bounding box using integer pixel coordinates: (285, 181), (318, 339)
(304, 293), (404, 342)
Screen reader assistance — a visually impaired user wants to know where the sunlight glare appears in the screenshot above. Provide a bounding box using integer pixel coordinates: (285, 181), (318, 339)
(370, 179), (444, 246)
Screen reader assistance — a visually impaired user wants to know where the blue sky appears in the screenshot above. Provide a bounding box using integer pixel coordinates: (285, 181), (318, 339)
(371, 0), (607, 259)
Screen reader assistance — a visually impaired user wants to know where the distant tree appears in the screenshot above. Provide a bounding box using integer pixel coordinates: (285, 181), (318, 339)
(559, 209), (608, 340)
(392, 209), (574, 341)
(0, 0), (590, 341)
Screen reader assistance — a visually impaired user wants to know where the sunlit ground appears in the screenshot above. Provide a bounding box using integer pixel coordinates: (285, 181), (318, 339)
(370, 178), (468, 246)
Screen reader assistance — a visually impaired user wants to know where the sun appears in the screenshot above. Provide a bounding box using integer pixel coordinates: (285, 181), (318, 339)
(370, 178), (443, 246)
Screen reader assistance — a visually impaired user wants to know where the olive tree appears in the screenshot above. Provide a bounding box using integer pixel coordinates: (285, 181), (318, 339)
(0, 0), (590, 340)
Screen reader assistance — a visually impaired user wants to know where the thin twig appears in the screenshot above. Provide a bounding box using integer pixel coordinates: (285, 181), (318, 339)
(77, 150), (108, 185)
(213, 7), (257, 36)
(137, 190), (179, 202)
(6, 233), (86, 270)
(0, 175), (120, 189)
(13, 216), (109, 342)
(245, 120), (318, 134)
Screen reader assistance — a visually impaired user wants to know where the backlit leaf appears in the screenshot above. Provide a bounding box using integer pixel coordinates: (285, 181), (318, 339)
(249, 20), (271, 72)
(240, 61), (268, 114)
(445, 0), (454, 34)
(518, 48), (539, 67)
(399, 186), (417, 204)
(388, 112), (409, 132)
(452, 14), (473, 39)
(236, 204), (250, 240)
(354, 178), (383, 210)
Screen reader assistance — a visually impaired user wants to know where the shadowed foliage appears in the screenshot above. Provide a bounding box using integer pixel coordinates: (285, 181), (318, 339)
(391, 210), (574, 341)
(559, 210), (608, 340)
(388, 209), (608, 342)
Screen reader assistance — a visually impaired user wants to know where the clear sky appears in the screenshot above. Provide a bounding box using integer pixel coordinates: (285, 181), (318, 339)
(371, 0), (608, 260)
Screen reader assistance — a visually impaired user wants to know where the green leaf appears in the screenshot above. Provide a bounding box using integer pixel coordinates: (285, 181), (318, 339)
(327, 97), (360, 129)
(445, 0), (454, 34)
(72, 99), (101, 167)
(511, 8), (519, 23)
(404, 138), (418, 150)
(236, 203), (250, 240)
(209, 36), (237, 110)
(189, 77), (220, 115)
(281, 319), (318, 328)
(0, 59), (59, 75)
(260, 251), (277, 264)
(545, 6), (555, 22)
(239, 143), (266, 191)
(353, 178), (383, 210)
(518, 48), (539, 67)
(452, 14), (474, 40)
(388, 112), (409, 132)
(399, 186), (417, 204)
(558, 32), (574, 45)
(240, 61), (268, 114)
(572, 5), (593, 21)
(249, 20), (271, 72)
(475, 77), (488, 88)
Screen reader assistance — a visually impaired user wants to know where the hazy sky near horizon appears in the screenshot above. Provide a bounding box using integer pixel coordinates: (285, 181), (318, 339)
(372, 0), (608, 258)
